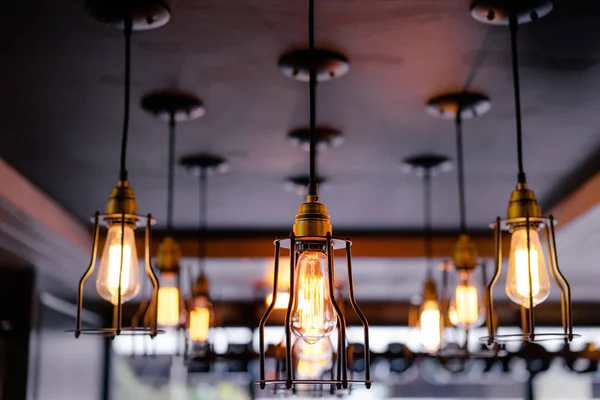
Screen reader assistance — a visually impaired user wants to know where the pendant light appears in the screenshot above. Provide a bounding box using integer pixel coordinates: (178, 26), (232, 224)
(426, 92), (492, 340)
(141, 89), (206, 328)
(258, 0), (370, 391)
(402, 155), (453, 354)
(470, 0), (575, 343)
(72, 1), (171, 338)
(180, 154), (229, 355)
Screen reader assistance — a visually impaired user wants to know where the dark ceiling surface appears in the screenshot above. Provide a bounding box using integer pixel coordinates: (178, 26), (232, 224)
(2, 0), (600, 231)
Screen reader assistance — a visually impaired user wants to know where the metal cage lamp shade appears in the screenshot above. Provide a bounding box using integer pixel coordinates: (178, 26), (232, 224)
(468, 1), (576, 344)
(141, 88), (205, 331)
(402, 154), (452, 355)
(257, 0), (371, 391)
(71, 7), (168, 338)
(425, 91), (492, 337)
(179, 154), (229, 361)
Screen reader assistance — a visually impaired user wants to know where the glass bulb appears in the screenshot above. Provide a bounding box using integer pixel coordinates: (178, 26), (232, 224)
(291, 248), (336, 344)
(454, 271), (482, 326)
(96, 224), (140, 305)
(265, 292), (290, 310)
(505, 227), (551, 308)
(419, 300), (441, 354)
(157, 272), (180, 327)
(189, 296), (212, 343)
(293, 337), (333, 379)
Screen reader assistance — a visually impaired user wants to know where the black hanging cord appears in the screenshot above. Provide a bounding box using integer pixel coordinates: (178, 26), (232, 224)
(455, 113), (467, 234)
(119, 19), (133, 182)
(166, 113), (176, 233)
(308, 0), (318, 197)
(423, 169), (433, 275)
(509, 15), (526, 184)
(198, 169), (208, 272)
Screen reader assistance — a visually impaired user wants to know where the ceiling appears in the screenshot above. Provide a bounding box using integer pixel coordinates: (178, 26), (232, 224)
(2, 0), (600, 232)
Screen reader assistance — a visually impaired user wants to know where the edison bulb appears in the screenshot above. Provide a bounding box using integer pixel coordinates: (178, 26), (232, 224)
(96, 224), (140, 305)
(505, 227), (551, 308)
(291, 248), (336, 344)
(189, 296), (212, 343)
(157, 272), (180, 327)
(419, 300), (441, 353)
(454, 272), (483, 327)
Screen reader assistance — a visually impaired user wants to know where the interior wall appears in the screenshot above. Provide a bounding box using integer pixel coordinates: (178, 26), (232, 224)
(27, 292), (107, 400)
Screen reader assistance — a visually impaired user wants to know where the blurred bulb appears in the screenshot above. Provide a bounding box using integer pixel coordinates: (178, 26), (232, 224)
(419, 300), (441, 353)
(291, 248), (336, 344)
(157, 272), (180, 327)
(96, 224), (140, 305)
(448, 303), (459, 327)
(189, 296), (212, 343)
(455, 281), (480, 326)
(505, 227), (550, 308)
(265, 292), (290, 310)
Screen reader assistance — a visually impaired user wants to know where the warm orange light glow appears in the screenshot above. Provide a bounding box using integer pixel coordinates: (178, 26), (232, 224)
(189, 307), (210, 343)
(419, 300), (441, 353)
(291, 250), (336, 344)
(506, 227), (551, 308)
(265, 292), (290, 310)
(455, 284), (479, 325)
(157, 287), (180, 327)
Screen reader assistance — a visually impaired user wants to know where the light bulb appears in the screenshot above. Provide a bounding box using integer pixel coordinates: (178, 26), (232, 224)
(419, 300), (441, 353)
(189, 296), (212, 343)
(265, 292), (290, 310)
(454, 271), (483, 327)
(505, 227), (551, 308)
(448, 303), (459, 327)
(157, 272), (180, 327)
(96, 224), (140, 305)
(291, 248), (336, 344)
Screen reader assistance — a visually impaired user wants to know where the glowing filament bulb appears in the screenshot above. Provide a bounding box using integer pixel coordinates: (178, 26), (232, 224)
(291, 249), (336, 344)
(505, 227), (551, 308)
(189, 297), (212, 343)
(157, 272), (180, 327)
(419, 300), (441, 353)
(455, 281), (479, 325)
(96, 224), (140, 305)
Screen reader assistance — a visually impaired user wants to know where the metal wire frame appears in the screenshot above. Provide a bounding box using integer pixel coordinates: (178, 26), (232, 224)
(257, 232), (372, 390)
(482, 215), (576, 344)
(70, 212), (162, 338)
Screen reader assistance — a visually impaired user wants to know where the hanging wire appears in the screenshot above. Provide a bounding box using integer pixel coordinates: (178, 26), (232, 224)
(119, 20), (133, 182)
(166, 113), (176, 233)
(509, 15), (526, 183)
(198, 168), (208, 273)
(455, 113), (467, 234)
(308, 0), (318, 196)
(423, 169), (433, 275)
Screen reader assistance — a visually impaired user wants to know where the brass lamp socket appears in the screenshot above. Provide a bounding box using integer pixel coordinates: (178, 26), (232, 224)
(453, 234), (478, 270)
(156, 237), (181, 272)
(422, 277), (439, 303)
(192, 272), (210, 298)
(507, 182), (542, 220)
(292, 195), (332, 238)
(105, 180), (138, 225)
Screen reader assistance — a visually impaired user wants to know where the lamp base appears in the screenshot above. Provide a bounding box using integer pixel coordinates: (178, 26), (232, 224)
(179, 154), (230, 176)
(470, 0), (554, 25)
(141, 89), (206, 122)
(401, 155), (453, 177)
(278, 49), (350, 82)
(87, 0), (170, 31)
(426, 92), (491, 120)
